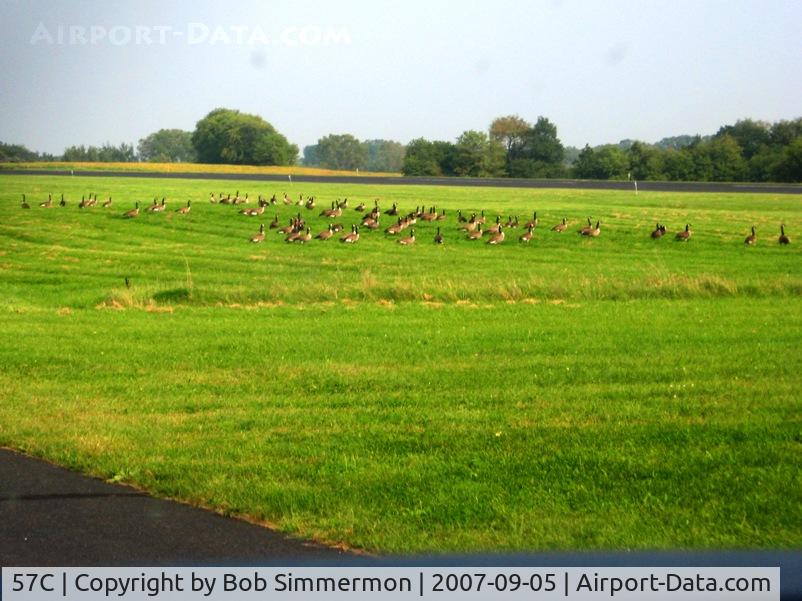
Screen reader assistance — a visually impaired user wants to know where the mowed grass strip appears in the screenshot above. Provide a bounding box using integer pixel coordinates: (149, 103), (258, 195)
(1, 175), (801, 310)
(0, 174), (801, 553)
(0, 301), (800, 552)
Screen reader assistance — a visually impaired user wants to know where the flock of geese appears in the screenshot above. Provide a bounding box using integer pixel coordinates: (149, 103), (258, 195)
(19, 191), (793, 246)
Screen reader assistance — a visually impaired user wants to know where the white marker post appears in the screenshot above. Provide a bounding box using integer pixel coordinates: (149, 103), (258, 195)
(288, 174), (292, 186)
(634, 180), (638, 195)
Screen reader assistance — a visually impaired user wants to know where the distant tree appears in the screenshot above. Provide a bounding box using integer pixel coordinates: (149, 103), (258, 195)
(706, 134), (748, 181)
(573, 144), (628, 179)
(655, 135), (703, 150)
(771, 137), (802, 182)
(662, 148), (696, 181)
(315, 134), (367, 170)
(627, 141), (665, 180)
(562, 145), (581, 166)
(138, 129), (196, 162)
(0, 142), (41, 162)
(716, 119), (770, 160)
(62, 143), (136, 162)
(364, 139), (405, 172)
(191, 108), (297, 165)
(402, 138), (444, 176)
(489, 115), (530, 172)
(769, 118), (802, 147)
(302, 144), (321, 166)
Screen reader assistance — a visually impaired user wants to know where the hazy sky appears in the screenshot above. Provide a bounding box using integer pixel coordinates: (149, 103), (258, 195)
(1, 0), (800, 155)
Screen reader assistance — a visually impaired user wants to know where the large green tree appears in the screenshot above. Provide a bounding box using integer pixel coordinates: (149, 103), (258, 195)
(191, 108), (297, 166)
(315, 134), (368, 170)
(364, 139), (406, 172)
(138, 129), (196, 162)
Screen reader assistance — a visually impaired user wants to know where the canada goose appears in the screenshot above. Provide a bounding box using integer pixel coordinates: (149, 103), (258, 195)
(421, 207), (438, 222)
(78, 195), (87, 208)
(220, 194), (232, 205)
(651, 222), (665, 239)
(524, 212), (538, 229)
(362, 216), (381, 230)
(21, 194), (29, 209)
(278, 219), (295, 235)
(585, 221), (601, 237)
(436, 209), (447, 221)
(433, 227), (444, 245)
(457, 210), (467, 223)
(285, 228), (302, 242)
(505, 216), (519, 228)
(487, 216), (502, 234)
(316, 224), (334, 240)
(85, 193), (97, 207)
(551, 218), (567, 232)
(59, 193), (67, 207)
(467, 224), (484, 240)
(177, 200), (191, 214)
(294, 227), (312, 243)
(40, 193), (53, 208)
(384, 203), (398, 216)
(340, 225), (359, 243)
(675, 224), (692, 241)
(476, 210), (486, 224)
(209, 192), (217, 203)
(269, 194), (278, 205)
(578, 218), (593, 235)
(355, 202), (366, 212)
(337, 198), (349, 209)
(386, 219), (404, 235)
(519, 225), (534, 243)
(147, 198), (160, 212)
(305, 197), (315, 210)
(487, 225), (505, 245)
(123, 202), (140, 218)
(250, 223), (266, 243)
(460, 215), (478, 232)
(744, 226), (757, 246)
(102, 196), (112, 208)
(398, 229), (416, 245)
(268, 214), (280, 228)
(779, 225), (790, 245)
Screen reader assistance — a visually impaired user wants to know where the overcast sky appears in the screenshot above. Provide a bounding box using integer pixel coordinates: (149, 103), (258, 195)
(1, 0), (800, 155)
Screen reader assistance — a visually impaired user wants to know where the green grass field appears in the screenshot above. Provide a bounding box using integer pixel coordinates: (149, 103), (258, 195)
(1, 174), (801, 553)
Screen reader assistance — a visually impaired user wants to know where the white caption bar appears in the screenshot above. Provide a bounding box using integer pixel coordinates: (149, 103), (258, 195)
(1, 567), (779, 601)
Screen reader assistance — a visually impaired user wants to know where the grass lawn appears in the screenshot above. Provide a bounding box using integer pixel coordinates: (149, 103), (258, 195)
(1, 174), (800, 553)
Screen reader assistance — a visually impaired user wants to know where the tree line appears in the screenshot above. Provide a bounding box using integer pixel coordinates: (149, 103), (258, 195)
(1, 110), (800, 182)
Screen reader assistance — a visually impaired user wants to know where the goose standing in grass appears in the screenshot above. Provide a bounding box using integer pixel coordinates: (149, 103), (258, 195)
(578, 218), (593, 235)
(268, 214), (280, 229)
(316, 224), (334, 240)
(434, 227), (444, 245)
(355, 201), (366, 212)
(651, 223), (666, 238)
(177, 200), (192, 214)
(209, 192), (217, 203)
(123, 202), (140, 218)
(487, 225), (505, 245)
(467, 224), (484, 240)
(59, 193), (67, 207)
(250, 223), (266, 243)
(675, 224), (692, 241)
(436, 209), (447, 221)
(476, 210), (487, 224)
(457, 210), (467, 223)
(779, 225), (790, 245)
(487, 216), (502, 234)
(86, 194), (97, 207)
(398, 229), (416, 245)
(524, 212), (538, 229)
(385, 202), (398, 216)
(385, 219), (404, 235)
(101, 196), (112, 208)
(40, 193), (53, 208)
(21, 194), (29, 209)
(551, 218), (567, 232)
(294, 228), (312, 243)
(744, 226), (757, 246)
(519, 225), (534, 243)
(340, 225), (359, 243)
(584, 221), (601, 237)
(331, 223), (344, 233)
